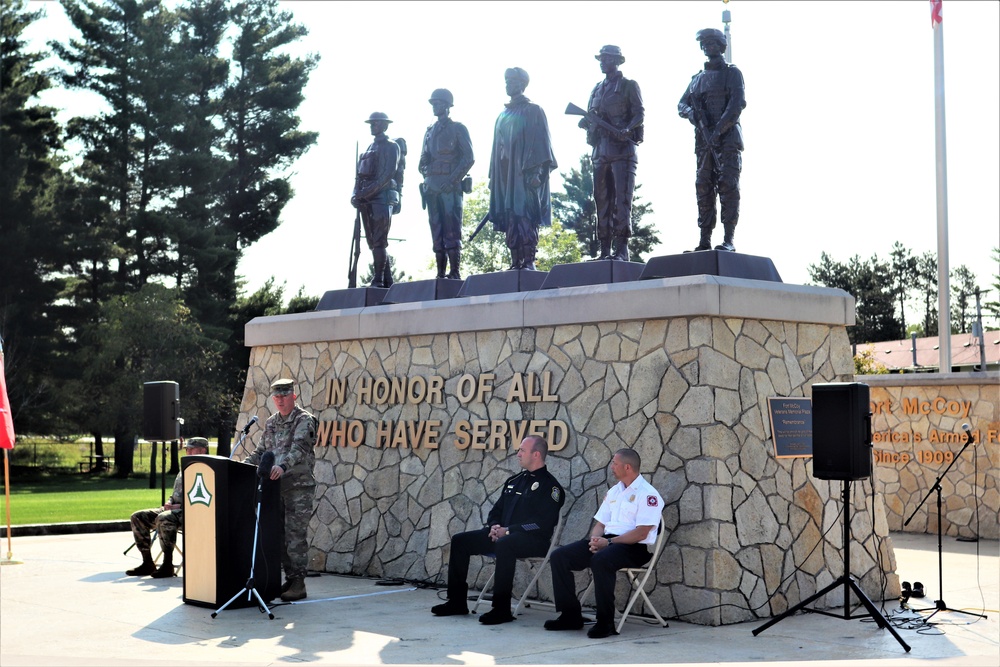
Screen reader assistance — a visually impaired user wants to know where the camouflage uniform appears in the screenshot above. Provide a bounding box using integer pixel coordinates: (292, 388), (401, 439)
(245, 404), (317, 581)
(130, 471), (183, 552)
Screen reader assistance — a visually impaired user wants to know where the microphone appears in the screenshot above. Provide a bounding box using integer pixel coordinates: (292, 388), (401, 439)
(257, 450), (275, 479)
(962, 423), (974, 443)
(242, 415), (259, 434)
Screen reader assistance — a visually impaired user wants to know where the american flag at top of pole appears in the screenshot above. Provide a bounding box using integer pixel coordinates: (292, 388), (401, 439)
(930, 0), (943, 27)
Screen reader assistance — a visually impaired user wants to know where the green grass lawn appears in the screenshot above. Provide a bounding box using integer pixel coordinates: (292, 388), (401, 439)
(1, 471), (176, 525)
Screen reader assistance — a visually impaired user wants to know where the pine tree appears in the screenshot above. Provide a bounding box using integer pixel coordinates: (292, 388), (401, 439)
(551, 154), (659, 261)
(0, 0), (71, 433)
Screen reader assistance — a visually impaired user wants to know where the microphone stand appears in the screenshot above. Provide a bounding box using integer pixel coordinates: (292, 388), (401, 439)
(229, 430), (250, 461)
(212, 468), (274, 620)
(903, 429), (987, 623)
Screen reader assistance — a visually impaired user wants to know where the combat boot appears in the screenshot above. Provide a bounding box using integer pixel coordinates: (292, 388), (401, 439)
(594, 238), (612, 261)
(446, 248), (462, 280)
(612, 236), (630, 261)
(508, 247), (521, 271)
(126, 549), (156, 576)
(370, 248), (387, 288)
(435, 252), (447, 279)
(714, 223), (736, 252)
(521, 245), (537, 271)
(281, 578), (307, 602)
(693, 226), (713, 251)
(382, 253), (394, 288)
(150, 551), (174, 578)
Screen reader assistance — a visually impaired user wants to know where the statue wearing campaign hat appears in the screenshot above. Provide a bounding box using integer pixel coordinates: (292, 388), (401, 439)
(352, 112), (402, 287)
(578, 45), (644, 261)
(677, 29), (746, 252)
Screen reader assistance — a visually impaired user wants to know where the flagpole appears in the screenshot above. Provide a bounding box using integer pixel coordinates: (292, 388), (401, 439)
(932, 0), (952, 372)
(3, 450), (14, 563)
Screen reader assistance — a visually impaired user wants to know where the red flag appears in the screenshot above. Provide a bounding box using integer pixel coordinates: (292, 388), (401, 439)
(0, 346), (14, 450)
(930, 0), (942, 27)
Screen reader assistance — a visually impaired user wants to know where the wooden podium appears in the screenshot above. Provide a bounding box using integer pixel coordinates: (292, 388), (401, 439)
(181, 455), (282, 608)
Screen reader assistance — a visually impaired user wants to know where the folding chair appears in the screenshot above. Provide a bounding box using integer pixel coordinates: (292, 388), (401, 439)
(472, 511), (565, 616)
(579, 512), (669, 633)
(123, 526), (184, 572)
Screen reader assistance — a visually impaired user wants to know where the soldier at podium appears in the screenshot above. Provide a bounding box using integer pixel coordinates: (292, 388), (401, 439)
(244, 378), (317, 602)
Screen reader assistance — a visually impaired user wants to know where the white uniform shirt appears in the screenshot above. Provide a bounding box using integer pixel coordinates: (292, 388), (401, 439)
(594, 474), (663, 546)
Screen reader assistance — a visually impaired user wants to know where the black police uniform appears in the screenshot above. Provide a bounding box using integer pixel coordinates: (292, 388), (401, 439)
(445, 466), (564, 611)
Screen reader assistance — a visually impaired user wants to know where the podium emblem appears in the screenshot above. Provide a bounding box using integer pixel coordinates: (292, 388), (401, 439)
(187, 472), (213, 507)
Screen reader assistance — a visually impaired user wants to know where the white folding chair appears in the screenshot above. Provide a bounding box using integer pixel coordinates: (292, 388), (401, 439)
(579, 512), (669, 633)
(473, 511), (565, 616)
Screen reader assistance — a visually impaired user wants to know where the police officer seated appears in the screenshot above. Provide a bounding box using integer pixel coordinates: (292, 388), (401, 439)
(431, 436), (564, 625)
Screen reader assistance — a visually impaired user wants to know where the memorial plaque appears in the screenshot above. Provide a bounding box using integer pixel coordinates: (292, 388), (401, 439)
(767, 397), (812, 458)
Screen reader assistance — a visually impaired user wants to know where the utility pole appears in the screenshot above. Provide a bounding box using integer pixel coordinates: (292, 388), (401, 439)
(722, 1), (732, 63)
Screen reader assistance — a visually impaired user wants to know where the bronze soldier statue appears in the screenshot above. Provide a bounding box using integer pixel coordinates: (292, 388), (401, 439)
(488, 67), (557, 271)
(352, 112), (401, 288)
(418, 89), (474, 279)
(580, 45), (644, 261)
(678, 28), (745, 252)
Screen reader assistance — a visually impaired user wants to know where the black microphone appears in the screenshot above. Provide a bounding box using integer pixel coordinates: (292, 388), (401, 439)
(962, 423), (974, 443)
(242, 415), (259, 434)
(257, 450), (275, 479)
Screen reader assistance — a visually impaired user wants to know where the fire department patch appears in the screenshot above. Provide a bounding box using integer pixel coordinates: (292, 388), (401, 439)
(647, 495), (658, 507)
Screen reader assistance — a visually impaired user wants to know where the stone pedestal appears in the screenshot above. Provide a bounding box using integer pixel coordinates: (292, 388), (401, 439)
(242, 274), (897, 625)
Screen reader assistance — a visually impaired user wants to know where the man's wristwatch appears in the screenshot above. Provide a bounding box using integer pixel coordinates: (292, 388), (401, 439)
(606, 537), (613, 546)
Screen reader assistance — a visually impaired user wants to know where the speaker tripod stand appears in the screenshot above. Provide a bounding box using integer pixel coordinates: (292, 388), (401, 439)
(212, 470), (274, 620)
(753, 479), (910, 652)
(904, 429), (986, 623)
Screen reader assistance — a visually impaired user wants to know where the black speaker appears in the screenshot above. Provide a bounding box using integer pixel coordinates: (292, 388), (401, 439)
(811, 382), (872, 481)
(143, 381), (180, 441)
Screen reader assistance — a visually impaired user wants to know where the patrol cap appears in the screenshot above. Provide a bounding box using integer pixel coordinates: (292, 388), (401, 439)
(504, 67), (530, 87)
(270, 378), (295, 396)
(696, 28), (727, 48)
(429, 88), (454, 106)
(365, 111), (392, 124)
(595, 45), (625, 64)
(185, 437), (209, 450)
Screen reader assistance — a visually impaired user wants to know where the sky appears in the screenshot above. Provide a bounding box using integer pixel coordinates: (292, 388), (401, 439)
(22, 0), (1000, 325)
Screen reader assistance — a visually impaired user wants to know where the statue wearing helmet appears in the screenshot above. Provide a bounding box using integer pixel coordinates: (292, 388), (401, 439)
(418, 89), (474, 279)
(352, 112), (402, 288)
(580, 45), (644, 261)
(677, 28), (746, 252)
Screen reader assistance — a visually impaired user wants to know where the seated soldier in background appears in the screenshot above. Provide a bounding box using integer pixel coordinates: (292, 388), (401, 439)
(125, 437), (209, 578)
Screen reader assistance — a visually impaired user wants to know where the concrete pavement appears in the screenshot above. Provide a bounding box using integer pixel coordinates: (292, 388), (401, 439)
(1, 530), (997, 666)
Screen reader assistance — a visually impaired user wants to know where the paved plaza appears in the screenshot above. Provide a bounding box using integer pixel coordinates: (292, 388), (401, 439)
(0, 529), (997, 666)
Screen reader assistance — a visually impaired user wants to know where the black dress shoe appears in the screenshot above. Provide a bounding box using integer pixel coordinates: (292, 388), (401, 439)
(478, 608), (515, 625)
(911, 582), (926, 598)
(543, 614), (584, 631)
(431, 601), (469, 616)
(587, 623), (619, 639)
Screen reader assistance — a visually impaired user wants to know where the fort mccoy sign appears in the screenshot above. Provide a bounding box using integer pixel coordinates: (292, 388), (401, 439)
(313, 371), (569, 451)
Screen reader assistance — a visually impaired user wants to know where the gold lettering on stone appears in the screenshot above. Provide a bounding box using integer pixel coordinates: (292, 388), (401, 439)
(326, 378), (348, 406)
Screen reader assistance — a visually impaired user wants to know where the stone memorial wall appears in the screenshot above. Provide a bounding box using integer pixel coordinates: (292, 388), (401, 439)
(239, 276), (897, 626)
(862, 374), (999, 540)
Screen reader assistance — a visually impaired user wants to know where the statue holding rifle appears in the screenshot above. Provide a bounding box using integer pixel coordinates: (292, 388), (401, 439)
(677, 28), (745, 252)
(351, 112), (401, 288)
(570, 45), (643, 261)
